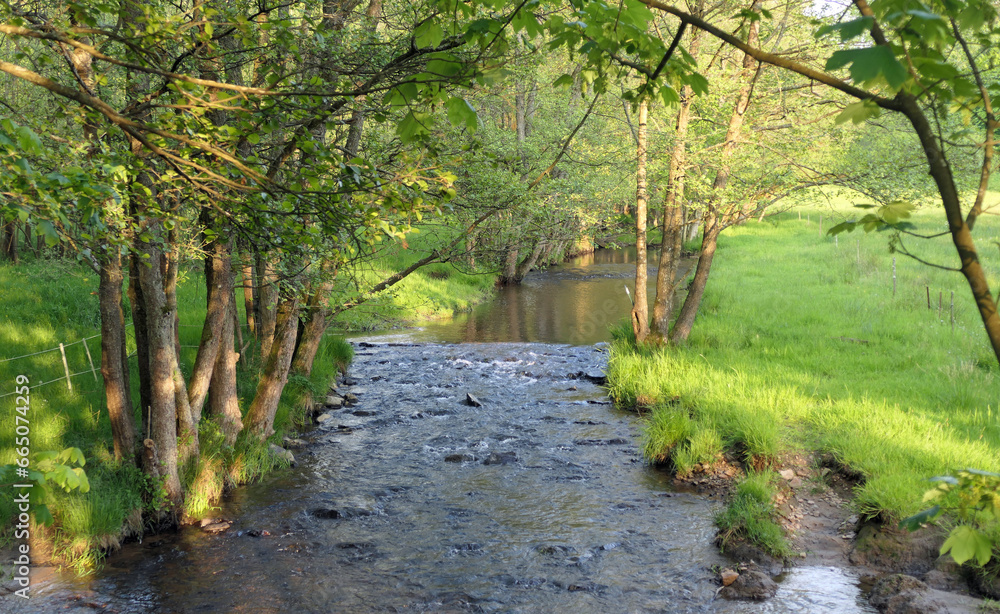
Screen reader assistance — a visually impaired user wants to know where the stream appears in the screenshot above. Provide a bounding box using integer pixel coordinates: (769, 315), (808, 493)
(3, 250), (877, 613)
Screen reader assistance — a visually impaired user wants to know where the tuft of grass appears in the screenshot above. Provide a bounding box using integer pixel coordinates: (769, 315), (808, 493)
(641, 407), (692, 464)
(715, 471), (792, 559)
(673, 425), (724, 476)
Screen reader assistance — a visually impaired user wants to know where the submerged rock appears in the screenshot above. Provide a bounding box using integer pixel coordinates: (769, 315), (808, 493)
(444, 453), (476, 463)
(718, 569), (778, 601)
(483, 451), (518, 465)
(268, 444), (295, 465)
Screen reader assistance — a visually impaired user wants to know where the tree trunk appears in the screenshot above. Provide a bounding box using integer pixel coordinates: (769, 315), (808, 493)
(3, 222), (18, 263)
(187, 238), (231, 421)
(513, 241), (545, 283)
(497, 247), (520, 286)
(209, 283), (242, 447)
(897, 94), (1000, 364)
(241, 257), (256, 337)
(244, 295), (300, 439)
(164, 228), (197, 468)
(670, 220), (720, 342)
(650, 29), (701, 344)
(668, 8), (757, 343)
(98, 248), (137, 464)
(257, 255), (279, 360)
(129, 250), (152, 441)
(631, 99), (650, 342)
(135, 233), (183, 510)
(291, 267), (337, 377)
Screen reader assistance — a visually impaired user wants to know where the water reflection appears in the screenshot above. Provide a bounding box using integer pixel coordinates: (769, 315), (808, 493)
(357, 247), (667, 345)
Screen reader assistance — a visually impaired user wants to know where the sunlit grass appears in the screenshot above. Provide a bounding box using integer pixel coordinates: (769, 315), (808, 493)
(330, 227), (495, 330)
(715, 471), (791, 558)
(609, 199), (1000, 525)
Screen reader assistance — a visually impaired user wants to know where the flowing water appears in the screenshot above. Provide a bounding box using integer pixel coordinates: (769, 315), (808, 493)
(3, 250), (877, 613)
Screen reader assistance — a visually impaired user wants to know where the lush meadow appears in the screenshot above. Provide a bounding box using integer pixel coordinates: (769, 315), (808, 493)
(607, 199), (1000, 550)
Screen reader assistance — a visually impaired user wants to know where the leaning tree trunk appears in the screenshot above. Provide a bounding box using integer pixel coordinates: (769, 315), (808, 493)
(244, 295), (300, 439)
(187, 238), (232, 422)
(291, 272), (337, 377)
(670, 220), (720, 342)
(631, 98), (650, 342)
(513, 241), (546, 283)
(669, 5), (758, 343)
(98, 248), (137, 464)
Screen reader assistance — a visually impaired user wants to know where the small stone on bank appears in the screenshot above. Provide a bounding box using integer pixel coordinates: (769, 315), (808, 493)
(721, 569), (739, 587)
(779, 469), (796, 481)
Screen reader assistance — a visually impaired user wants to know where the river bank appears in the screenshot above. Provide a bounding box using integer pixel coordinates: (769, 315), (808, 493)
(605, 208), (1000, 608)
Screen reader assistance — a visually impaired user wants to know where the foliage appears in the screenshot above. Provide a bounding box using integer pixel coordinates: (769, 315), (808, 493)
(0, 448), (89, 526)
(902, 469), (1000, 567)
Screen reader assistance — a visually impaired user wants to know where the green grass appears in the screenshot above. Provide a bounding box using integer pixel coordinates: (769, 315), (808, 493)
(715, 471), (792, 558)
(330, 227), (496, 331)
(609, 198), (1000, 531)
(0, 256), (349, 567)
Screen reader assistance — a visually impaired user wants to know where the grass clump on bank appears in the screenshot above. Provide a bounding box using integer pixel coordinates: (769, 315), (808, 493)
(0, 258), (349, 568)
(715, 471), (792, 559)
(607, 201), (1000, 543)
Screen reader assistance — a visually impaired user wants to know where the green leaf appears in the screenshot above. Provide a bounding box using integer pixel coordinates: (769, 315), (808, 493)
(827, 221), (858, 236)
(445, 97), (478, 131)
(835, 100), (881, 125)
(396, 110), (433, 143)
(33, 504), (54, 526)
(940, 525), (994, 566)
(38, 220), (59, 247)
(899, 505), (941, 530)
(879, 200), (915, 224)
(414, 20), (444, 48)
(553, 74), (575, 88)
(816, 17), (874, 41)
(826, 46), (907, 90)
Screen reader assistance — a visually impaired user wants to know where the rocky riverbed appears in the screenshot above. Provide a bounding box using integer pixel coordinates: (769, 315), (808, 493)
(2, 342), (909, 613)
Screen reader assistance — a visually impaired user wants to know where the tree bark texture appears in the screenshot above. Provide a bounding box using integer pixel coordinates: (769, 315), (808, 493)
(209, 286), (242, 447)
(245, 295), (300, 439)
(187, 238), (231, 422)
(631, 99), (650, 342)
(649, 29), (701, 345)
(98, 248), (137, 464)
(257, 255), (279, 360)
(135, 235), (183, 510)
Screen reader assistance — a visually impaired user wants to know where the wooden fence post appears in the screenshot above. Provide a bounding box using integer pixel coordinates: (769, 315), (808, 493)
(83, 338), (99, 383)
(59, 343), (73, 391)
